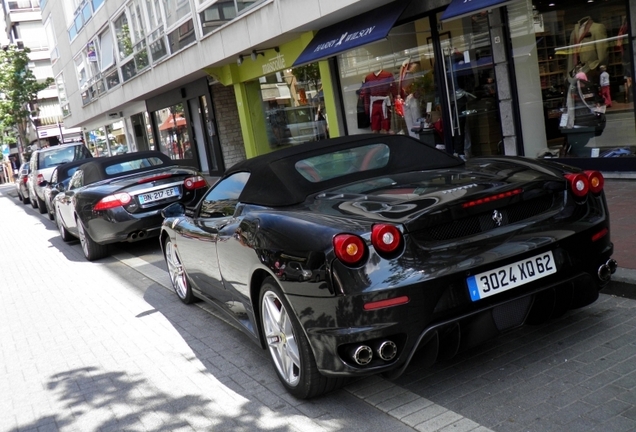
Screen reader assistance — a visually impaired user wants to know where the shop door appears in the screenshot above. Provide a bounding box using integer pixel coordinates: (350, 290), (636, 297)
(187, 96), (224, 176)
(438, 12), (503, 158)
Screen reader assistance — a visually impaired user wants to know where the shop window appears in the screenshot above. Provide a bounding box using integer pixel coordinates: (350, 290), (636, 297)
(511, 0), (634, 158)
(256, 65), (329, 149)
(153, 103), (192, 160)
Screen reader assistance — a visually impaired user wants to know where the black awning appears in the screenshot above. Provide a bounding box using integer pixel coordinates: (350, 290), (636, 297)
(292, 2), (408, 67)
(440, 0), (513, 22)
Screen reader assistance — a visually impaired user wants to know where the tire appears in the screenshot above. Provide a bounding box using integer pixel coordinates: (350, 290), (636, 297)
(164, 237), (196, 304)
(23, 194), (30, 205)
(37, 195), (47, 214)
(77, 218), (109, 261)
(259, 277), (343, 399)
(56, 205), (73, 242)
(30, 193), (38, 208)
(46, 200), (54, 221)
(17, 191), (23, 202)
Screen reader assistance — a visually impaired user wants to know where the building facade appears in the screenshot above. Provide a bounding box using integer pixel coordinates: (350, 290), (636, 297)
(43, 0), (636, 175)
(1, 0), (82, 158)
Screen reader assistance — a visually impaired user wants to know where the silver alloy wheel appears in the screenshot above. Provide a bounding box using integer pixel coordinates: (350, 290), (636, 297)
(77, 220), (89, 257)
(261, 291), (301, 386)
(165, 240), (188, 299)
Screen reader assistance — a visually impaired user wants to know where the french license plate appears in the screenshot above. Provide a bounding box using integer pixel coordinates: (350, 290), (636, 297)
(138, 186), (179, 204)
(467, 251), (557, 302)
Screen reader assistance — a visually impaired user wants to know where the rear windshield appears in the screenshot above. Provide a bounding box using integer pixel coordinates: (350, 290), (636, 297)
(105, 156), (166, 175)
(38, 145), (89, 169)
(294, 143), (390, 183)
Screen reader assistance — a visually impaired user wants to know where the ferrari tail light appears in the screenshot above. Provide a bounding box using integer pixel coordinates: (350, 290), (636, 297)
(184, 176), (207, 190)
(461, 188), (523, 209)
(564, 173), (589, 197)
(93, 192), (132, 211)
(371, 224), (402, 254)
(584, 170), (604, 194)
(333, 234), (366, 266)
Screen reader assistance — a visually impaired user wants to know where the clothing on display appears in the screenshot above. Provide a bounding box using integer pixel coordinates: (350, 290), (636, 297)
(567, 16), (609, 78)
(361, 69), (397, 132)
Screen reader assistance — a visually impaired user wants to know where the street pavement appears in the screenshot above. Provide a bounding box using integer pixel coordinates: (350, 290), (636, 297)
(0, 177), (635, 432)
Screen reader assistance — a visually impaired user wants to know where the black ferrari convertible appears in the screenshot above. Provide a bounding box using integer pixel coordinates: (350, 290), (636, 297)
(159, 134), (615, 399)
(54, 151), (208, 261)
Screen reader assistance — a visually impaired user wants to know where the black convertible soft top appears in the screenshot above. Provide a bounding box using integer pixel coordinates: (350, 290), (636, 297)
(80, 151), (176, 185)
(225, 134), (464, 207)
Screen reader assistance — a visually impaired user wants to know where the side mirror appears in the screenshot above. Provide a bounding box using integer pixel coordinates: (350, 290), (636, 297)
(161, 202), (186, 219)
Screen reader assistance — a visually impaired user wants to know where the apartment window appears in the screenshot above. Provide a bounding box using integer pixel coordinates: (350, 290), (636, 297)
(44, 19), (59, 65)
(197, 0), (262, 36)
(56, 73), (70, 117)
(162, 0), (192, 29)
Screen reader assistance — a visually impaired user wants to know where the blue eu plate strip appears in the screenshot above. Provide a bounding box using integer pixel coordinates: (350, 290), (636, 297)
(467, 276), (480, 301)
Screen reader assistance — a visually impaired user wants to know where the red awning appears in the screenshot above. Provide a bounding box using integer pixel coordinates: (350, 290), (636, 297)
(159, 115), (187, 131)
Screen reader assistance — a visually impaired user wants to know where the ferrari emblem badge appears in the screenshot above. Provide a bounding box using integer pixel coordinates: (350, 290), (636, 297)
(492, 210), (503, 227)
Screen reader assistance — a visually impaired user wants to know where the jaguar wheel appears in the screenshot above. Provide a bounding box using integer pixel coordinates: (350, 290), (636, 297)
(164, 237), (196, 304)
(77, 218), (109, 261)
(259, 277), (344, 399)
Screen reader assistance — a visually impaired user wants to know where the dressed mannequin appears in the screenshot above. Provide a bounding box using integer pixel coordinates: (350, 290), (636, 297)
(567, 16), (608, 83)
(361, 69), (396, 133)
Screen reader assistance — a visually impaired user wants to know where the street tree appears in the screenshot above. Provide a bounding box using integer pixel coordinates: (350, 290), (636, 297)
(0, 44), (53, 157)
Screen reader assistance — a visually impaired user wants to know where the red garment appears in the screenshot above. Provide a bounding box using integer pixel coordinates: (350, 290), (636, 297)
(600, 86), (612, 107)
(361, 70), (397, 132)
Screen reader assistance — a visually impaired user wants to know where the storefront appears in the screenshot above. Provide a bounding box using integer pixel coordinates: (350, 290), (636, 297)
(206, 37), (339, 159)
(314, 0), (634, 165)
(146, 78), (225, 176)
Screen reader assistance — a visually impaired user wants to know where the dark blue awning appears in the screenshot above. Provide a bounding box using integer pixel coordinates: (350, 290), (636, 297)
(293, 2), (408, 67)
(440, 0), (513, 22)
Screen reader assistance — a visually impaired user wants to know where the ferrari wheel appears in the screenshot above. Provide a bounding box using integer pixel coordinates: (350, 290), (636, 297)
(56, 206), (73, 242)
(164, 237), (195, 304)
(259, 277), (343, 399)
(17, 191), (23, 202)
(77, 218), (109, 261)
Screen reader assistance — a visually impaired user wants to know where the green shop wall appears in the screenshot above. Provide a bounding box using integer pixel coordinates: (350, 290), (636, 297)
(206, 33), (340, 159)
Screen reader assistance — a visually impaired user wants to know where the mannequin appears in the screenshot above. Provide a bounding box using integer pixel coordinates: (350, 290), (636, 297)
(361, 69), (396, 133)
(567, 16), (608, 83)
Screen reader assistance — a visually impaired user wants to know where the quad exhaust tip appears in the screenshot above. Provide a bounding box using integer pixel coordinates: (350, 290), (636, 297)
(350, 340), (398, 365)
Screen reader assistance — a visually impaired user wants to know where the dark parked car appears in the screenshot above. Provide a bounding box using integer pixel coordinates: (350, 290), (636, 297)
(14, 162), (31, 204)
(54, 151), (208, 261)
(159, 134), (615, 399)
(39, 160), (87, 221)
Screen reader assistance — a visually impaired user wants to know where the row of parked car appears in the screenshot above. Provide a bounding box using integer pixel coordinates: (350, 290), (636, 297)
(11, 135), (618, 401)
(14, 142), (209, 260)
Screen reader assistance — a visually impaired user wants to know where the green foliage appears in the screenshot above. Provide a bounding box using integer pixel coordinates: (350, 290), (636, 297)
(292, 63), (321, 92)
(0, 45), (54, 149)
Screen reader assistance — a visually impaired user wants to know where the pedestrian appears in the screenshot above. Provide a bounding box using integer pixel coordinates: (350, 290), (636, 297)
(599, 65), (611, 107)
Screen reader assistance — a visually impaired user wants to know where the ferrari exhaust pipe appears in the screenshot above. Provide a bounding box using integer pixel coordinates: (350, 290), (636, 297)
(131, 232), (138, 240)
(138, 231), (145, 239)
(375, 340), (398, 361)
(606, 259), (617, 274)
(350, 345), (373, 365)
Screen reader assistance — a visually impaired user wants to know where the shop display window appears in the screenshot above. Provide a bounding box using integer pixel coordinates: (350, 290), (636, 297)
(153, 103), (193, 160)
(512, 0), (634, 158)
(337, 14), (502, 158)
(256, 66), (329, 149)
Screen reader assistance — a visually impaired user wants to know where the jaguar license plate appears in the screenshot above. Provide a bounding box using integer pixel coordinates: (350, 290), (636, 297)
(138, 186), (179, 204)
(467, 251), (556, 302)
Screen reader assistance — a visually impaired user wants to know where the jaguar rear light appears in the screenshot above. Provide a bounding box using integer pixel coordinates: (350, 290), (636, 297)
(565, 173), (589, 197)
(93, 192), (132, 211)
(584, 170), (604, 194)
(184, 176), (207, 190)
(137, 173), (173, 184)
(371, 224), (402, 254)
(333, 234), (366, 265)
